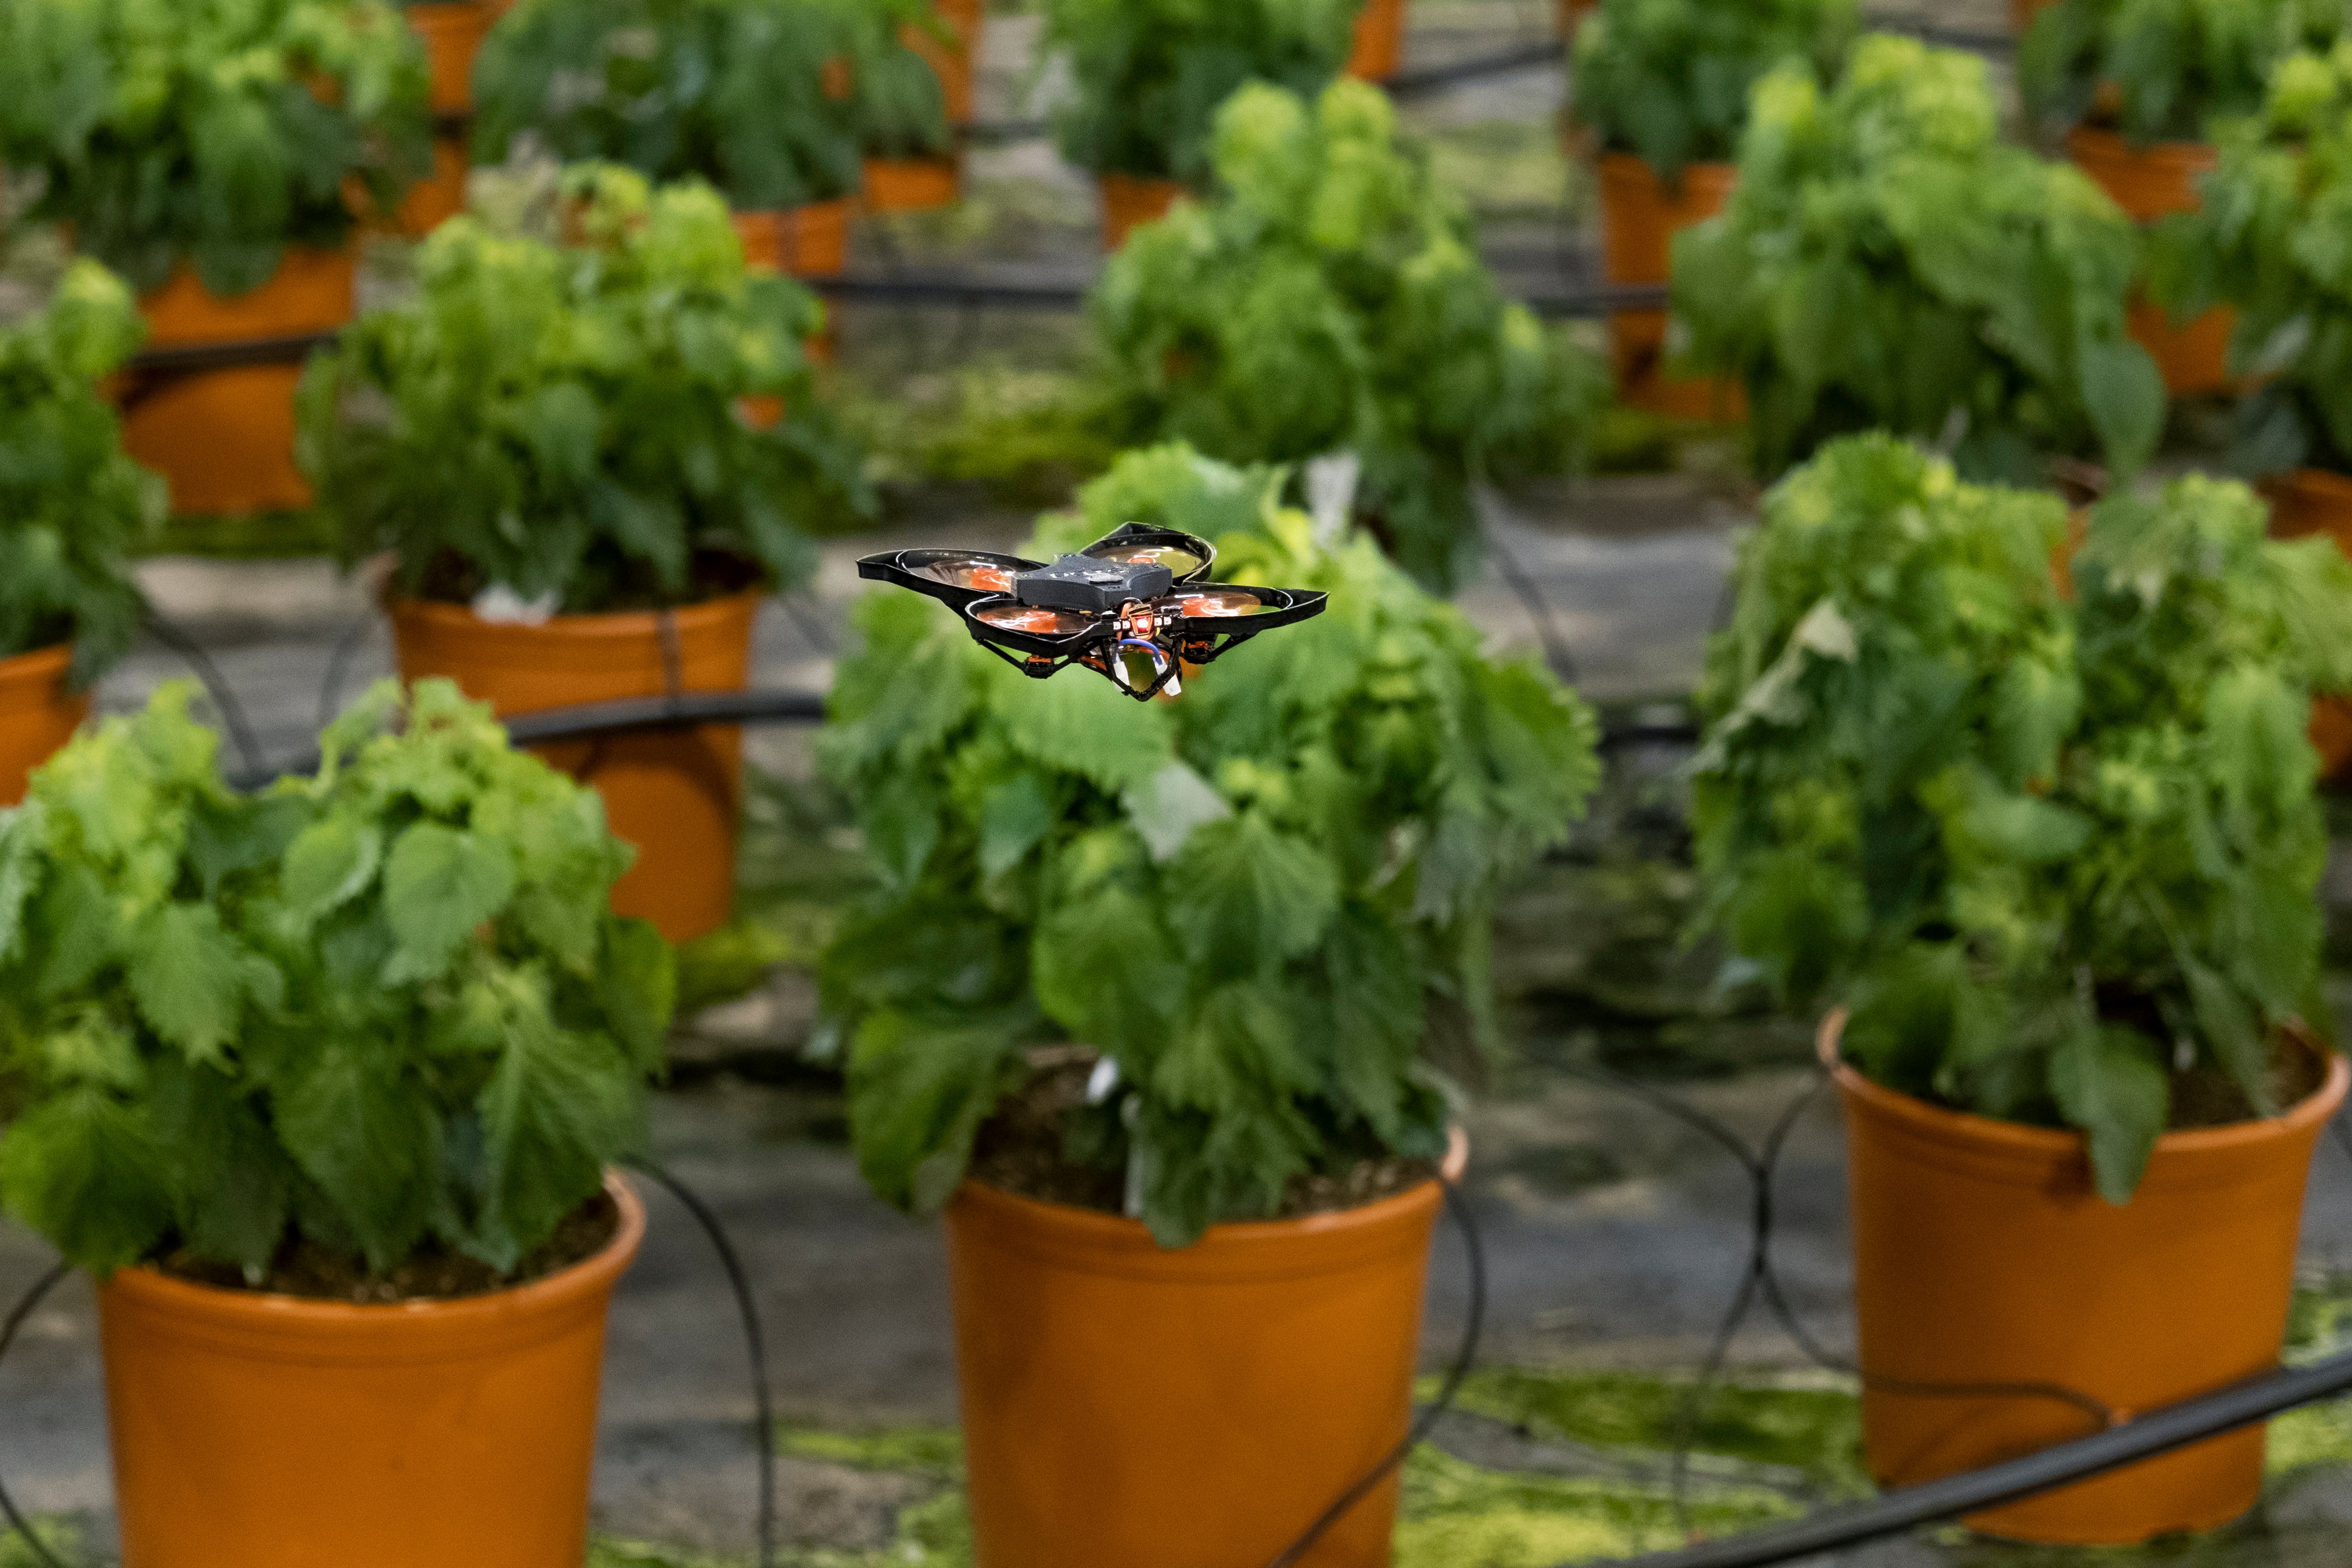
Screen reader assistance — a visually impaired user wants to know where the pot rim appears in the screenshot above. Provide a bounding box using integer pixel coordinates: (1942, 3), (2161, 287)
(1818, 1008), (2351, 1157)
(954, 1126), (1468, 1249)
(387, 587), (766, 640)
(102, 1171), (646, 1329)
(1594, 149), (1741, 186)
(2265, 467), (2352, 505)
(2063, 124), (2219, 166)
(0, 642), (75, 688)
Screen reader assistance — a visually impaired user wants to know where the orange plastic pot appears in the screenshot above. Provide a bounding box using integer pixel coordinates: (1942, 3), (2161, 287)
(123, 248), (356, 518)
(1826, 1013), (2347, 1544)
(2262, 468), (2352, 778)
(948, 1132), (1466, 1568)
(863, 155), (962, 213)
(389, 593), (760, 943)
(397, 135), (472, 234)
(732, 201), (853, 279)
(1099, 174), (1183, 251)
(100, 1174), (644, 1568)
(2067, 128), (2233, 394)
(406, 1), (493, 115)
(1596, 153), (1744, 421)
(0, 645), (88, 808)
(907, 0), (984, 124)
(1346, 0), (1406, 82)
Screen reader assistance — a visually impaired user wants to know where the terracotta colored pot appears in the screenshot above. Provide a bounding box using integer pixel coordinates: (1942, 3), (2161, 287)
(1596, 152), (1744, 421)
(389, 593), (760, 943)
(2261, 468), (2352, 777)
(948, 1132), (1467, 1568)
(863, 155), (962, 213)
(122, 248), (356, 518)
(406, 1), (493, 115)
(1826, 1012), (2347, 1544)
(1346, 0), (1407, 82)
(907, 0), (985, 125)
(732, 201), (853, 279)
(1099, 174), (1183, 252)
(2066, 128), (2233, 394)
(0, 645), (89, 808)
(397, 135), (472, 234)
(101, 1173), (645, 1568)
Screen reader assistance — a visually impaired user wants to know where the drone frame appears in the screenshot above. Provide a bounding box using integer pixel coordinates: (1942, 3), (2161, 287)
(857, 523), (1328, 701)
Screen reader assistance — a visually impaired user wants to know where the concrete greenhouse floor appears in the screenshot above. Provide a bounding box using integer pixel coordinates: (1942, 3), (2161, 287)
(8, 2), (2352, 1565)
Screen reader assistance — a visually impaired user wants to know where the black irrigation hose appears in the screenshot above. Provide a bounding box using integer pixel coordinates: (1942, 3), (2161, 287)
(142, 609), (270, 782)
(1263, 1179), (1488, 1568)
(0, 1263), (74, 1568)
(630, 1161), (780, 1568)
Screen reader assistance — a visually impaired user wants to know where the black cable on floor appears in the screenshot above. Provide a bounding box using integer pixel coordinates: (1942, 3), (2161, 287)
(0, 1261), (76, 1568)
(630, 1161), (779, 1568)
(315, 618), (374, 734)
(1481, 513), (1581, 686)
(142, 609), (269, 782)
(1262, 1177), (1488, 1568)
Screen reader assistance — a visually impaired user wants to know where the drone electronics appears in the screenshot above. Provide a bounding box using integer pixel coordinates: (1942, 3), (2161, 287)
(857, 523), (1328, 700)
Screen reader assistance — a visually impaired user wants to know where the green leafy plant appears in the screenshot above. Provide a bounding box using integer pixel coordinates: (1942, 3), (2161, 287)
(1673, 34), (2166, 485)
(2154, 42), (2352, 475)
(297, 164), (871, 613)
(833, 0), (952, 160)
(1571, 0), (1859, 183)
(1692, 434), (2352, 1202)
(1043, 0), (1360, 184)
(1090, 80), (1608, 593)
(0, 261), (163, 684)
(474, 0), (863, 210)
(2019, 0), (2344, 146)
(0, 0), (432, 297)
(819, 443), (1600, 1245)
(0, 678), (677, 1276)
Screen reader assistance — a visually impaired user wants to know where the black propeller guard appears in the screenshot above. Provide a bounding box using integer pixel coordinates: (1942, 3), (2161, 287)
(857, 524), (1327, 700)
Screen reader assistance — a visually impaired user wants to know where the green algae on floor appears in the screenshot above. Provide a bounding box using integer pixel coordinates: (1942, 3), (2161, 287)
(1394, 1443), (1799, 1567)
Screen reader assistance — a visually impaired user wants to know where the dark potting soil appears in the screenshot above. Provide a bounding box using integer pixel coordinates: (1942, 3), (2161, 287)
(413, 546), (763, 614)
(966, 1049), (1440, 1222)
(2169, 1032), (2332, 1130)
(155, 1191), (620, 1304)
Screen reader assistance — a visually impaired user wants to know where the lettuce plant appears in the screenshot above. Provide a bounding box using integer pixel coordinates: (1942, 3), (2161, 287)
(297, 164), (870, 614)
(1694, 435), (2352, 1202)
(1674, 34), (2166, 485)
(0, 262), (163, 684)
(2020, 0), (2344, 145)
(2155, 43), (2352, 475)
(0, 0), (432, 297)
(474, 0), (862, 209)
(1043, 0), (1360, 184)
(819, 444), (1599, 1246)
(0, 680), (677, 1277)
(1571, 0), (1859, 183)
(1090, 81), (1607, 594)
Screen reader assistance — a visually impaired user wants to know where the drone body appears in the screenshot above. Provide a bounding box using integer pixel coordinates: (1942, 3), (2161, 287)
(858, 524), (1327, 700)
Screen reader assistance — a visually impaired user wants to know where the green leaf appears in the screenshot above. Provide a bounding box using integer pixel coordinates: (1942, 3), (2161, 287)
(977, 772), (1056, 880)
(34, 862), (117, 999)
(2078, 335), (2167, 480)
(1122, 761), (1233, 863)
(993, 657), (1175, 792)
(0, 1087), (173, 1274)
(381, 823), (518, 982)
(2049, 1019), (2170, 1205)
(126, 903), (259, 1063)
(1032, 886), (1183, 1056)
(149, 1057), (291, 1272)
(597, 916), (678, 1075)
(845, 1010), (1027, 1213)
(277, 1041), (443, 1272)
(1165, 813), (1340, 975)
(282, 815), (383, 918)
(472, 1015), (641, 1271)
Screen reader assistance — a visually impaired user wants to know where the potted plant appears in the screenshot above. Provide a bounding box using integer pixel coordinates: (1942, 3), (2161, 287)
(0, 677), (675, 1566)
(296, 164), (873, 943)
(1041, 0), (1361, 248)
(836, 0), (960, 212)
(1692, 433), (2352, 1544)
(0, 0), (432, 519)
(819, 441), (1599, 1565)
(1090, 80), (1608, 594)
(0, 262), (163, 805)
(2159, 42), (2352, 769)
(399, 0), (505, 232)
(1570, 0), (1857, 417)
(473, 0), (865, 276)
(907, 0), (984, 126)
(1674, 34), (2167, 486)
(2020, 0), (2343, 394)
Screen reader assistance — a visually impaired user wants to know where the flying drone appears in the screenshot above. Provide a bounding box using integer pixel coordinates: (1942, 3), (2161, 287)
(857, 524), (1327, 700)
